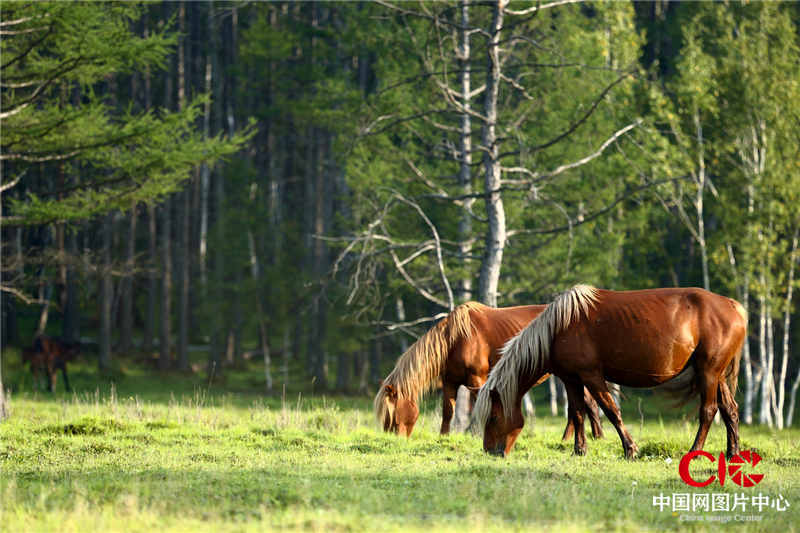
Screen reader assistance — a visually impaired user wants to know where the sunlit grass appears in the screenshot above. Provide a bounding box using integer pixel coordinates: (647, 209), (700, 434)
(1, 350), (798, 532)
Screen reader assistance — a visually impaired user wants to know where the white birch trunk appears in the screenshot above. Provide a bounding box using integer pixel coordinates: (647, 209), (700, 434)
(198, 5), (213, 289)
(693, 111), (710, 291)
(477, 0), (507, 308)
(775, 229), (797, 428)
(757, 271), (772, 426)
(741, 283), (754, 425)
(457, 0), (474, 302)
(248, 197), (272, 392)
(787, 361), (800, 427)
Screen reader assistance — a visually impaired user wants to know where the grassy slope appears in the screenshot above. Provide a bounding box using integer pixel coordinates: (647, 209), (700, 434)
(1, 352), (798, 532)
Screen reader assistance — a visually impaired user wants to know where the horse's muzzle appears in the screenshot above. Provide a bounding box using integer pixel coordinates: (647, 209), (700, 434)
(487, 444), (506, 458)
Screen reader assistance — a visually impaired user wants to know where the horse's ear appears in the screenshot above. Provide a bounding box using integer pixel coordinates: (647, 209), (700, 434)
(384, 384), (397, 399)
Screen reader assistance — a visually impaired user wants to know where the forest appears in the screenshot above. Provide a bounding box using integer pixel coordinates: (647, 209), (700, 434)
(2, 0), (800, 431)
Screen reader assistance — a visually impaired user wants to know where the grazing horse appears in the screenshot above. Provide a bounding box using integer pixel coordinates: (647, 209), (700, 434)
(23, 336), (80, 392)
(472, 285), (747, 459)
(375, 302), (605, 438)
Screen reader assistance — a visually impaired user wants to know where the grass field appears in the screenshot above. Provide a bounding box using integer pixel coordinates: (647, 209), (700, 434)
(1, 351), (799, 532)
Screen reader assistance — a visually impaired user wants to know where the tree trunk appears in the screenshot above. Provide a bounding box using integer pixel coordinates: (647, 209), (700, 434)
(452, 385), (471, 432)
(457, 0), (474, 302)
(142, 21), (156, 355)
(779, 229), (799, 427)
(477, 0), (506, 307)
(248, 228), (272, 391)
(62, 228), (80, 343)
(283, 329), (291, 390)
(395, 297), (409, 352)
(757, 270), (772, 426)
(336, 351), (350, 392)
(1, 195), (10, 419)
(741, 284), (754, 425)
(369, 332), (382, 387)
(693, 110), (710, 291)
(786, 358), (800, 427)
(144, 205), (157, 353)
(159, 199), (172, 371)
(208, 1), (225, 378)
(99, 213), (113, 372)
(0, 353), (7, 420)
(119, 204), (137, 353)
(176, 2), (190, 372)
(311, 134), (332, 389)
(198, 56), (212, 288)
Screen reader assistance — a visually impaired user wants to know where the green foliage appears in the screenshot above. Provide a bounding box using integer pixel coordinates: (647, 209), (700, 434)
(342, 1), (652, 313)
(1, 2), (253, 224)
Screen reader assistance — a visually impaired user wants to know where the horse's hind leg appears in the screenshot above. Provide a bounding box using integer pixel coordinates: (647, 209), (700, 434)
(585, 387), (604, 439)
(562, 387), (602, 441)
(563, 379), (588, 455)
(689, 372), (720, 454)
(583, 376), (638, 459)
(716, 380), (739, 458)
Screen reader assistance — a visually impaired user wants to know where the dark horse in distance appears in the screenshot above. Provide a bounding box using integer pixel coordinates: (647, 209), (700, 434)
(23, 336), (81, 392)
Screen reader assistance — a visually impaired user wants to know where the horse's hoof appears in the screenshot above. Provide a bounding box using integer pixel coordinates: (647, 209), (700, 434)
(574, 447), (587, 456)
(624, 446), (639, 460)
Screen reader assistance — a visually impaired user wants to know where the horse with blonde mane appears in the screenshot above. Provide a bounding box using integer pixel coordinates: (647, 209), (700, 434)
(472, 285), (747, 460)
(375, 301), (605, 437)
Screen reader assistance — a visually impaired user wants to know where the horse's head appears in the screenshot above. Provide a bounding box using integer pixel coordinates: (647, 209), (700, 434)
(482, 388), (524, 457)
(382, 384), (419, 437)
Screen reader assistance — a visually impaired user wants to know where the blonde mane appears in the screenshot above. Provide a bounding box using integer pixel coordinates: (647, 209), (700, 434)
(471, 285), (600, 433)
(374, 302), (486, 425)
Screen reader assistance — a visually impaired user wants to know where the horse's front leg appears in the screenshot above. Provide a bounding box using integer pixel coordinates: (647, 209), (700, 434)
(561, 418), (575, 441)
(440, 382), (457, 434)
(584, 376), (638, 459)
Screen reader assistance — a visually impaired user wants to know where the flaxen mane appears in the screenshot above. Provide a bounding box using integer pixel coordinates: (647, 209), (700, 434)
(471, 285), (600, 433)
(374, 302), (486, 425)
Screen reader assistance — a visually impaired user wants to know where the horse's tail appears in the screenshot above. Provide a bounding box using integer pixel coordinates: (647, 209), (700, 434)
(374, 302), (481, 426)
(33, 335), (44, 353)
(726, 299), (748, 398)
(659, 364), (699, 406)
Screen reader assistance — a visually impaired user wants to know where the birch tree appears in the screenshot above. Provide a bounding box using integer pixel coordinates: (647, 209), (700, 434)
(340, 0), (644, 324)
(713, 2), (800, 427)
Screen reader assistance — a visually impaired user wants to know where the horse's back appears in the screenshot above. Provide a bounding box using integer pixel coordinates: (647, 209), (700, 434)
(559, 287), (744, 386)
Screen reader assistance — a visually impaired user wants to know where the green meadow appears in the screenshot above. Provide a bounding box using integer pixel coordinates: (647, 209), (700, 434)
(1, 353), (798, 533)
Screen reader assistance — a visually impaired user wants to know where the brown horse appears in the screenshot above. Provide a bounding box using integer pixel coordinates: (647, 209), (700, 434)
(23, 336), (80, 392)
(472, 285), (746, 459)
(375, 302), (605, 438)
